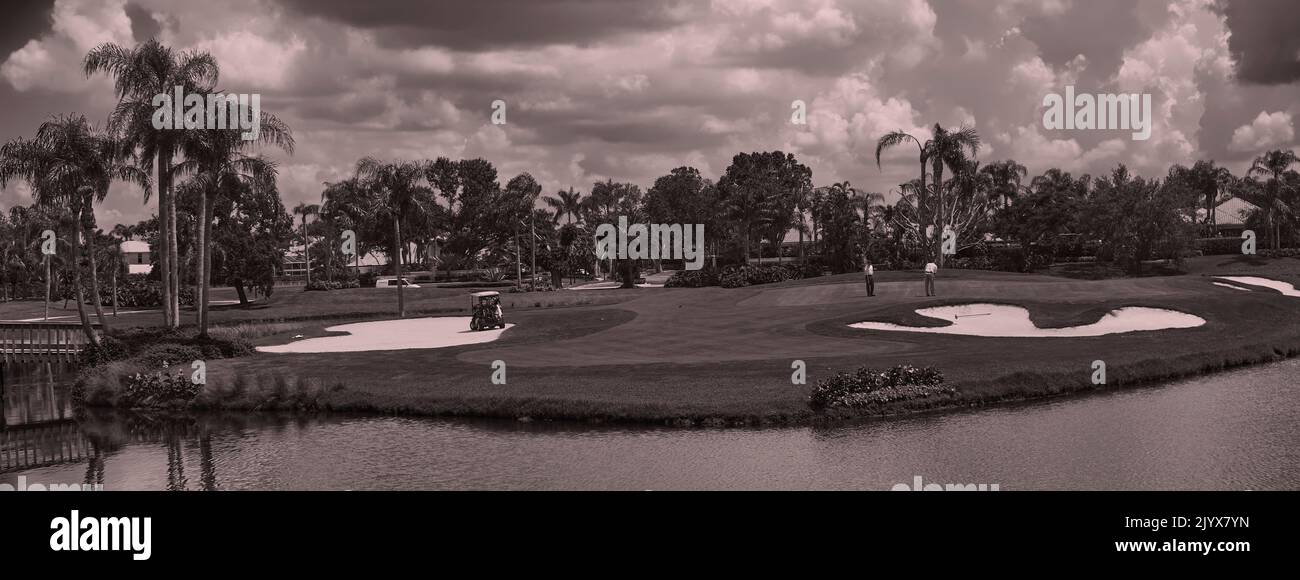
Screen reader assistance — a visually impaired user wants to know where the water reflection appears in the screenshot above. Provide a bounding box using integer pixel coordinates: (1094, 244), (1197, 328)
(3, 360), (1299, 490)
(2, 362), (76, 426)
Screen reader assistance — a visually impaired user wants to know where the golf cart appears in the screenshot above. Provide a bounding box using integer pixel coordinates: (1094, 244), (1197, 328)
(470, 291), (505, 331)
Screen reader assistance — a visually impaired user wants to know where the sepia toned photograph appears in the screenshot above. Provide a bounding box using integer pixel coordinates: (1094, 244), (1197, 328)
(0, 0), (1295, 519)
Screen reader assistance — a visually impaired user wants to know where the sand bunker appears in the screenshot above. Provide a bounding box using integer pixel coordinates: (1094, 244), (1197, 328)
(849, 303), (1204, 337)
(567, 281), (664, 290)
(1214, 276), (1300, 297)
(257, 317), (513, 353)
(1212, 282), (1252, 291)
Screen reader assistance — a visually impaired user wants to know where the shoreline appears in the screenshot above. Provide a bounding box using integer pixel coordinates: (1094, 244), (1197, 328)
(73, 334), (1300, 428)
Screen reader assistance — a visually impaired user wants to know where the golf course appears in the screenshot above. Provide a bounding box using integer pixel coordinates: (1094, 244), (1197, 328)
(62, 253), (1274, 426)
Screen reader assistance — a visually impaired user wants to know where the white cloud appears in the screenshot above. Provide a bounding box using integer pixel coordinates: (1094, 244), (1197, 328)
(1, 0), (133, 92)
(1229, 111), (1295, 152)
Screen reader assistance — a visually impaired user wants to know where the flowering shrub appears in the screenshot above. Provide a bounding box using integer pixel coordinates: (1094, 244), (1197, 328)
(121, 362), (202, 407)
(808, 364), (952, 409)
(136, 343), (203, 370)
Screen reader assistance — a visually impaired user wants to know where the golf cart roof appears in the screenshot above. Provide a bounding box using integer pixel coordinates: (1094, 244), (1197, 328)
(471, 291), (500, 297)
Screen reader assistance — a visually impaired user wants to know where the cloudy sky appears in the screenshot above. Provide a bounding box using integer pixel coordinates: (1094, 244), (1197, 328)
(2, 0), (1298, 229)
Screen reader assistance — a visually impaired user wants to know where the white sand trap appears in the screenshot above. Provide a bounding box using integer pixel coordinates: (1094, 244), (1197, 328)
(1213, 282), (1252, 291)
(849, 303), (1204, 337)
(1215, 276), (1300, 297)
(567, 281), (663, 290)
(257, 317), (514, 353)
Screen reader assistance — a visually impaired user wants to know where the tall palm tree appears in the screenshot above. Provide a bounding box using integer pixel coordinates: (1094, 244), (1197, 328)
(355, 158), (432, 317)
(877, 124), (981, 265)
(292, 202), (319, 286)
(544, 187), (583, 225)
(877, 130), (929, 250)
(85, 39), (219, 329)
(176, 123), (286, 336)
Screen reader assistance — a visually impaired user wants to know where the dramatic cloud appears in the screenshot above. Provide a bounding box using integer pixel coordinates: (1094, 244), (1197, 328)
(276, 0), (705, 50)
(1220, 0), (1300, 84)
(2, 0), (1298, 229)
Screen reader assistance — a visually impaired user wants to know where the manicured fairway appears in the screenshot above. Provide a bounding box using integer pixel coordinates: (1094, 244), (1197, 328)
(186, 255), (1300, 425)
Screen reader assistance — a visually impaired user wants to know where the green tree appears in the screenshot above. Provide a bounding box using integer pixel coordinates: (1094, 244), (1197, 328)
(717, 151), (810, 265)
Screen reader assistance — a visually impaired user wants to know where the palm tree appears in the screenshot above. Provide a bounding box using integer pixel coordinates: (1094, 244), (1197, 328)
(292, 202), (319, 286)
(355, 158), (432, 317)
(176, 123), (285, 335)
(1168, 160), (1231, 236)
(981, 160), (1029, 210)
(1236, 150), (1299, 250)
(321, 177), (376, 277)
(852, 185), (885, 252)
(177, 106), (292, 322)
(85, 39), (219, 329)
(877, 124), (980, 265)
(0, 115), (145, 344)
(544, 187), (583, 225)
(876, 130), (929, 251)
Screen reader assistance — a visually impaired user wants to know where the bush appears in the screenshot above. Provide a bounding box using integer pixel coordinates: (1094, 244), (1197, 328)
(120, 363), (202, 407)
(716, 264), (804, 288)
(1259, 248), (1300, 259)
(80, 336), (129, 367)
(949, 255), (995, 270)
(808, 364), (952, 409)
(1194, 237), (1243, 256)
(305, 279), (359, 291)
(664, 269), (720, 287)
(104, 275), (196, 307)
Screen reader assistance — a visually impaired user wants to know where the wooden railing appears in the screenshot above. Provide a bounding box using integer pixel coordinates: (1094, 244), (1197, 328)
(0, 322), (101, 363)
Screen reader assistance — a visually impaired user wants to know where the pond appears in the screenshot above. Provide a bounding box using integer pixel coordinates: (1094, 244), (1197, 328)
(3, 358), (1298, 490)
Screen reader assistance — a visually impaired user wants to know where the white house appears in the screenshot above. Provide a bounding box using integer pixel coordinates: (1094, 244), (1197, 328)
(120, 240), (152, 275)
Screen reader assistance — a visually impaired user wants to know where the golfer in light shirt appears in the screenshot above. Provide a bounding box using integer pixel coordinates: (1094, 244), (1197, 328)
(924, 260), (937, 297)
(864, 259), (875, 297)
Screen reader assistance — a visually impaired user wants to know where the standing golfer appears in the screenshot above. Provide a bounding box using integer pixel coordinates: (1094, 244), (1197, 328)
(924, 260), (937, 296)
(864, 259), (875, 297)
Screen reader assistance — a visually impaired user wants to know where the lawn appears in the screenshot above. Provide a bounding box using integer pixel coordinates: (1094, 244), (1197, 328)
(120, 254), (1300, 426)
